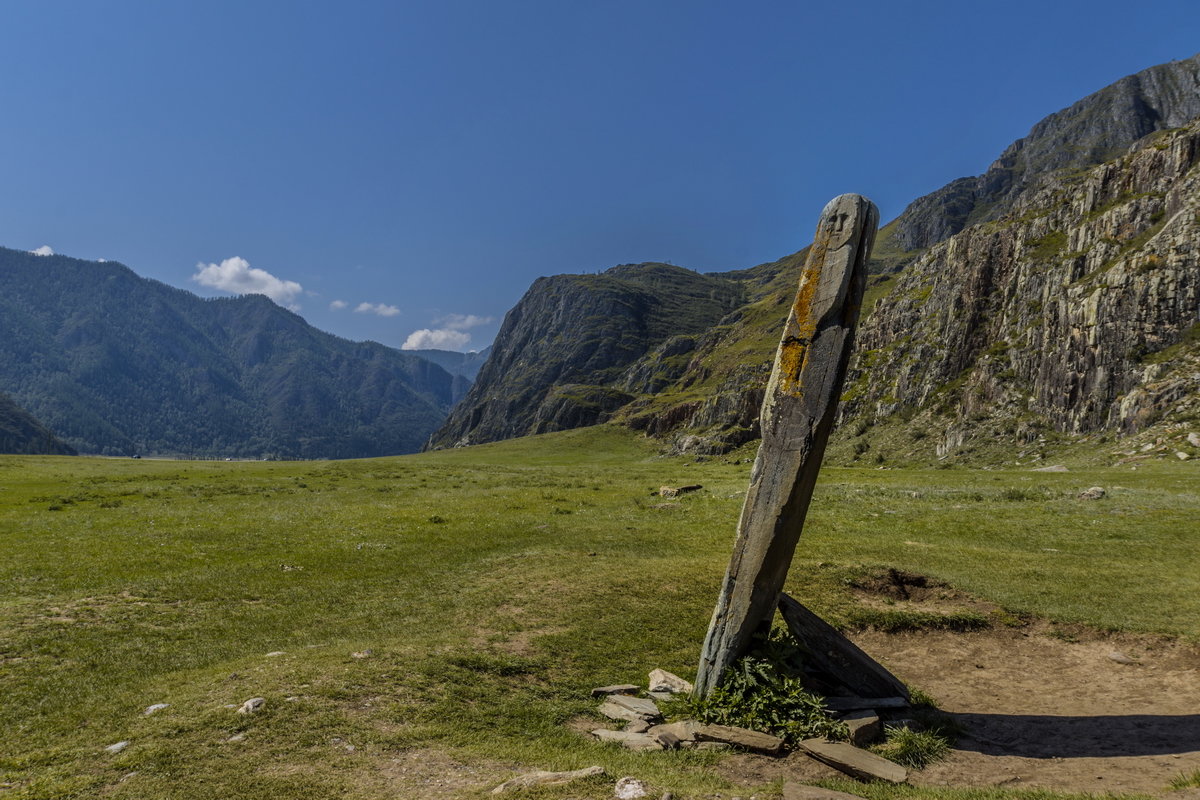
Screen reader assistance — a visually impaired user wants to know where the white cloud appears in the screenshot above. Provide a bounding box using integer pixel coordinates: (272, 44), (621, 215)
(401, 328), (471, 351)
(192, 256), (303, 308)
(437, 313), (494, 331)
(354, 302), (401, 317)
(31, 245), (54, 256)
(329, 299), (348, 311)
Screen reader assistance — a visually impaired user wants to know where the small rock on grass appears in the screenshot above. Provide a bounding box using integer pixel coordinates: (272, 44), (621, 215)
(598, 694), (662, 723)
(237, 697), (266, 714)
(143, 703), (169, 716)
(615, 776), (649, 799)
(693, 723), (784, 755)
(1078, 486), (1106, 500)
(647, 668), (693, 695)
(491, 765), (605, 794)
(264, 651), (285, 657)
(104, 741), (130, 754)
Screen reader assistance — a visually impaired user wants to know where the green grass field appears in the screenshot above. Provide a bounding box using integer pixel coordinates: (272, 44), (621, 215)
(1, 426), (1196, 799)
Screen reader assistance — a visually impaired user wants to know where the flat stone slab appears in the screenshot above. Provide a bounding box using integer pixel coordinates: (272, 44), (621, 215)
(798, 739), (907, 783)
(783, 782), (874, 800)
(823, 696), (909, 712)
(694, 723), (784, 755)
(598, 695), (662, 723)
(491, 765), (605, 794)
(592, 729), (663, 751)
(591, 684), (640, 697)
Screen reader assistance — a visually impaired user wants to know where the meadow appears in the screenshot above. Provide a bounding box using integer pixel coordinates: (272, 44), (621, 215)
(1, 425), (1196, 799)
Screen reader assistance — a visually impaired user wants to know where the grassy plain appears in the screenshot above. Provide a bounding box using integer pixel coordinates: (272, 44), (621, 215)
(1, 425), (1196, 798)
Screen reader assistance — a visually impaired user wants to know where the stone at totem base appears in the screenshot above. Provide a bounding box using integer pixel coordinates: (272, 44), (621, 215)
(783, 782), (881, 800)
(491, 765), (605, 794)
(693, 723), (784, 755)
(841, 710), (881, 746)
(647, 669), (694, 695)
(599, 694), (662, 723)
(647, 720), (701, 745)
(592, 684), (640, 697)
(798, 739), (907, 783)
(593, 729), (664, 751)
(692, 741), (732, 751)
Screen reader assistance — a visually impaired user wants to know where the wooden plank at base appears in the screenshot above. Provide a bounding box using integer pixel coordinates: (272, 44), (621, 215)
(778, 592), (910, 700)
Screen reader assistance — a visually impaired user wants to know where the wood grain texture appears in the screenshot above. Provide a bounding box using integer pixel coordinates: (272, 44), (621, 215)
(695, 194), (878, 696)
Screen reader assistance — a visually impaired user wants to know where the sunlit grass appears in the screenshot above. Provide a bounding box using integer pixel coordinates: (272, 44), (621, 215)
(1, 425), (1196, 798)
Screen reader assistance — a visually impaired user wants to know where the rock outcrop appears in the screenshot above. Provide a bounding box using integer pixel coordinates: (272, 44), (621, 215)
(426, 263), (744, 448)
(839, 121), (1200, 458)
(886, 53), (1200, 253)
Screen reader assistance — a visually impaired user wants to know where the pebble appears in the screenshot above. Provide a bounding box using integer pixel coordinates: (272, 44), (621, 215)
(104, 741), (130, 754)
(264, 651), (285, 657)
(237, 697), (266, 714)
(143, 703), (169, 716)
(615, 777), (649, 799)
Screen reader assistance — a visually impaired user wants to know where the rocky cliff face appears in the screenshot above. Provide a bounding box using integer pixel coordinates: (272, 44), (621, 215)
(429, 56), (1200, 463)
(886, 53), (1200, 254)
(426, 263), (745, 448)
(836, 121), (1200, 460)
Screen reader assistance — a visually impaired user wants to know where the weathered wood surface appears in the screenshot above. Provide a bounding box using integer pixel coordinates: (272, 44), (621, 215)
(695, 194), (878, 696)
(777, 592), (910, 700)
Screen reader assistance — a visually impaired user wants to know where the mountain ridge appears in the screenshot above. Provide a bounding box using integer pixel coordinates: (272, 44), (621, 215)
(0, 248), (456, 458)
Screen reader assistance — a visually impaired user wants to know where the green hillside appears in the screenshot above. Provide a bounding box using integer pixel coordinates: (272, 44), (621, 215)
(0, 392), (75, 455)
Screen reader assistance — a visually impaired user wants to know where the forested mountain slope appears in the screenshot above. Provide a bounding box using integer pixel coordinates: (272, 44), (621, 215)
(0, 249), (456, 458)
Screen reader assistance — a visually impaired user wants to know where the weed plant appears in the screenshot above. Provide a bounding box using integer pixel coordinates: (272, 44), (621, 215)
(683, 632), (847, 744)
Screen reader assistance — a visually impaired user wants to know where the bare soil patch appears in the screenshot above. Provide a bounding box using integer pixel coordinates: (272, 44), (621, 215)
(851, 624), (1200, 797)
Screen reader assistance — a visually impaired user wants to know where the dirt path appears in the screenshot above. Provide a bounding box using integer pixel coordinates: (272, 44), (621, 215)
(852, 625), (1200, 797)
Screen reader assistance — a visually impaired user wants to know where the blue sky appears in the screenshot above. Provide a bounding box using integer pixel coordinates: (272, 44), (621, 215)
(3, 1), (1198, 352)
